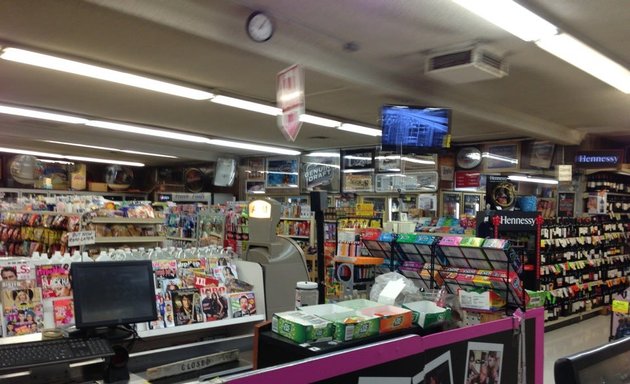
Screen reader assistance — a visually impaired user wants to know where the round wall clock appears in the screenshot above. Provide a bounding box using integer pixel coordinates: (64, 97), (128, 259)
(456, 147), (482, 169)
(246, 11), (274, 42)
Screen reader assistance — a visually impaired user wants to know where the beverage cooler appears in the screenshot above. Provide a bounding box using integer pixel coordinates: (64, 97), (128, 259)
(439, 191), (485, 219)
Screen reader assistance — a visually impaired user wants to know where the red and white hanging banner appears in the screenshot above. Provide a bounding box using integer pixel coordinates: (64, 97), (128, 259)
(277, 64), (304, 142)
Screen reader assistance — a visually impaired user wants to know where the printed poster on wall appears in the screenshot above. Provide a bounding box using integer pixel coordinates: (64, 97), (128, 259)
(557, 192), (575, 217)
(266, 157), (299, 189)
(300, 152), (340, 192)
(342, 148), (374, 193)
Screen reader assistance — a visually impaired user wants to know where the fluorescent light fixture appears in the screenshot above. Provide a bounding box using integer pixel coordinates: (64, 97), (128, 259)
(86, 121), (211, 143)
(401, 156), (436, 165)
(43, 140), (177, 158)
(251, 190), (265, 194)
(338, 123), (382, 136)
(0, 48), (214, 100)
(453, 0), (557, 42)
(0, 105), (88, 124)
(342, 169), (374, 174)
(38, 159), (75, 165)
(0, 147), (63, 158)
(265, 171), (299, 175)
(0, 146), (144, 166)
(64, 155), (144, 167)
(482, 152), (519, 164)
(299, 114), (341, 127)
(536, 33), (630, 93)
(211, 95), (281, 116)
(508, 175), (558, 185)
(304, 152), (340, 157)
(344, 155), (373, 161)
(208, 139), (300, 156)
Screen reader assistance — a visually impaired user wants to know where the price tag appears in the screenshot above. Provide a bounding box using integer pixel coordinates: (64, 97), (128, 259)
(68, 231), (96, 247)
(612, 300), (629, 314)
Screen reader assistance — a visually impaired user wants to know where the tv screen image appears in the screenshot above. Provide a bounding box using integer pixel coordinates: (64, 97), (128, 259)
(381, 105), (451, 153)
(71, 260), (157, 329)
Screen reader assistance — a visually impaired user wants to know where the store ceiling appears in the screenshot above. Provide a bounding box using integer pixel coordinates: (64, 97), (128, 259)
(0, 0), (628, 166)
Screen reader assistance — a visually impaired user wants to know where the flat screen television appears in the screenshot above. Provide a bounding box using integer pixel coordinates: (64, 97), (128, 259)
(381, 105), (451, 153)
(71, 260), (157, 330)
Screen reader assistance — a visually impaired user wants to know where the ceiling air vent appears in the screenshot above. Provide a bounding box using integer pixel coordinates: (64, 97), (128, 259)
(425, 46), (508, 84)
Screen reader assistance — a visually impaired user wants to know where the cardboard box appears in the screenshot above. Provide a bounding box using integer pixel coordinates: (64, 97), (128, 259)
(458, 288), (506, 311)
(357, 305), (413, 333)
(299, 304), (380, 341)
(336, 299), (382, 311)
(403, 300), (451, 328)
(272, 311), (333, 343)
(88, 182), (108, 192)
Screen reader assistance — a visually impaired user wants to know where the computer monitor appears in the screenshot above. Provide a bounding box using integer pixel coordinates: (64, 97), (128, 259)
(381, 105), (452, 153)
(71, 260), (157, 330)
(554, 336), (630, 384)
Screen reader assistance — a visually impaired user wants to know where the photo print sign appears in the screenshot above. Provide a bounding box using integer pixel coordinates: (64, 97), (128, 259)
(342, 148), (375, 193)
(301, 152), (340, 192)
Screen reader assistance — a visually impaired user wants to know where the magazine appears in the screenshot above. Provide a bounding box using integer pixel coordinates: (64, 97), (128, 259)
(200, 288), (228, 321)
(35, 264), (72, 299)
(148, 289), (166, 329)
(160, 278), (182, 301)
(212, 265), (238, 284)
(2, 284), (44, 337)
(52, 298), (75, 327)
(152, 260), (177, 288)
(0, 259), (34, 281)
(171, 288), (203, 326)
(228, 291), (256, 318)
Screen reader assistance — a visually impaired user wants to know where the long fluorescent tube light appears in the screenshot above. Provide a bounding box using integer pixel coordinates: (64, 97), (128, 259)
(86, 121), (211, 143)
(338, 123), (382, 136)
(482, 152), (519, 164)
(305, 152), (340, 157)
(536, 33), (630, 93)
(43, 140), (177, 159)
(299, 114), (341, 127)
(0, 147), (144, 166)
(0, 48), (214, 100)
(208, 139), (300, 156)
(401, 156), (436, 165)
(508, 175), (558, 185)
(211, 95), (281, 116)
(0, 105), (88, 124)
(452, 0), (557, 42)
(0, 147), (63, 158)
(64, 155), (144, 167)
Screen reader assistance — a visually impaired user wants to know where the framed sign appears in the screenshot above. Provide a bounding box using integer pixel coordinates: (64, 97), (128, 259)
(246, 158), (265, 181)
(266, 157), (299, 189)
(342, 148), (375, 193)
(529, 142), (555, 169)
(246, 180), (265, 194)
(300, 152), (340, 193)
(483, 143), (520, 172)
(376, 154), (401, 173)
(374, 171), (438, 193)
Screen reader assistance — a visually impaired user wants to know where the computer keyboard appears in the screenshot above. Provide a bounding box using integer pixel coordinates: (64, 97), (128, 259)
(0, 337), (114, 372)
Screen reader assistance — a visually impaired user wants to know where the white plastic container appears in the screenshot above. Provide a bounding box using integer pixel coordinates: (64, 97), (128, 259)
(295, 281), (319, 309)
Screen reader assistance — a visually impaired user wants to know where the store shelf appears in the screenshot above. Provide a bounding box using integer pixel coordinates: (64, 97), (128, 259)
(166, 236), (196, 242)
(90, 217), (164, 224)
(138, 314), (265, 338)
(333, 256), (384, 265)
(94, 236), (165, 243)
(278, 234), (310, 239)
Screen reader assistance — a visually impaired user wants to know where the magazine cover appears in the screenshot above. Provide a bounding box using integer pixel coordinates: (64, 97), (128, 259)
(171, 288), (203, 326)
(149, 289), (166, 330)
(53, 298), (74, 327)
(35, 264), (72, 298)
(2, 284), (44, 337)
(228, 291), (256, 318)
(192, 273), (220, 290)
(152, 260), (178, 288)
(164, 297), (175, 328)
(161, 278), (182, 300)
(177, 258), (206, 273)
(200, 288), (228, 321)
(0, 259), (34, 281)
(212, 265), (238, 284)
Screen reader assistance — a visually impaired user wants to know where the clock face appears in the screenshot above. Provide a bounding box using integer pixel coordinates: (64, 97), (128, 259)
(246, 11), (274, 42)
(456, 147), (482, 169)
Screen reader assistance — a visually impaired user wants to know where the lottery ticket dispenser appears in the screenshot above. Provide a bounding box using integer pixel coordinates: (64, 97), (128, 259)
(245, 198), (309, 318)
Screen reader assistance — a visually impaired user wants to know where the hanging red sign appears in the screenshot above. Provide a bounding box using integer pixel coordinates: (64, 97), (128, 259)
(277, 64), (304, 142)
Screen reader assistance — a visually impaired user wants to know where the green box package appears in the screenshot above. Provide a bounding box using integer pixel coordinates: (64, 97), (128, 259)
(272, 311), (333, 343)
(299, 304), (380, 341)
